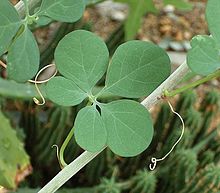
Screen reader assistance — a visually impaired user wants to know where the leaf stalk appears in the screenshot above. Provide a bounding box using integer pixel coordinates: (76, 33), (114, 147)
(164, 70), (220, 97)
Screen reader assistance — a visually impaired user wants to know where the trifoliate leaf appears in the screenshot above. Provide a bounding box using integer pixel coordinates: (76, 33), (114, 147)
(101, 100), (153, 157)
(38, 0), (85, 23)
(104, 40), (171, 98)
(0, 0), (21, 56)
(55, 30), (109, 92)
(206, 0), (220, 47)
(46, 76), (87, 106)
(75, 106), (107, 152)
(7, 27), (39, 82)
(187, 35), (220, 75)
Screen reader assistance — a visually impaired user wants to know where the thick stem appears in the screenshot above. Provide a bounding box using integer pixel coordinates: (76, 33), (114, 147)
(164, 70), (220, 97)
(38, 149), (104, 193)
(140, 61), (188, 109)
(38, 61), (190, 193)
(22, 0), (29, 16)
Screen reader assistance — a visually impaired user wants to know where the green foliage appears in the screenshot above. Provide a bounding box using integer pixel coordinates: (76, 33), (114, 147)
(104, 40), (171, 98)
(180, 164), (220, 193)
(46, 30), (171, 157)
(54, 30), (109, 92)
(187, 35), (220, 75)
(38, 0), (85, 23)
(101, 100), (153, 156)
(0, 0), (86, 82)
(187, 0), (220, 75)
(206, 0), (220, 48)
(0, 0), (21, 56)
(7, 26), (40, 82)
(116, 0), (158, 40)
(12, 89), (220, 192)
(97, 177), (121, 193)
(0, 111), (30, 189)
(131, 170), (156, 193)
(0, 78), (42, 99)
(46, 76), (87, 106)
(75, 105), (107, 152)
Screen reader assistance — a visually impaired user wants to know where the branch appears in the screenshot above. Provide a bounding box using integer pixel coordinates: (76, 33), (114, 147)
(38, 61), (189, 193)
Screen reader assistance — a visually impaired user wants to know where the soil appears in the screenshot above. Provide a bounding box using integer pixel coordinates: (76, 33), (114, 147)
(87, 0), (208, 45)
(10, 0), (209, 52)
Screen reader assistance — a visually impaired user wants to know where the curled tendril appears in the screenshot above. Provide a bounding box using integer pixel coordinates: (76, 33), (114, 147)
(31, 64), (57, 105)
(52, 127), (75, 169)
(149, 100), (185, 171)
(0, 60), (57, 105)
(52, 144), (66, 169)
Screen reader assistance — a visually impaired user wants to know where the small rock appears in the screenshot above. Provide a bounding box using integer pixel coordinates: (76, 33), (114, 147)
(182, 41), (191, 50)
(169, 41), (184, 51)
(159, 38), (171, 49)
(163, 5), (175, 13)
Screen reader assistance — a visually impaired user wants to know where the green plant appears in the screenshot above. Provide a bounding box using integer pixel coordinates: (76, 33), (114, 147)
(0, 111), (30, 189)
(13, 88), (219, 193)
(0, 0), (220, 192)
(45, 29), (171, 157)
(0, 0), (85, 82)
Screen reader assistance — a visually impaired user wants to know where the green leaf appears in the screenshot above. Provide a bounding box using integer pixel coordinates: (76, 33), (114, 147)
(0, 111), (30, 189)
(101, 100), (153, 157)
(164, 0), (192, 11)
(74, 106), (107, 152)
(55, 30), (109, 92)
(46, 76), (87, 106)
(116, 0), (158, 40)
(38, 0), (85, 22)
(35, 15), (53, 27)
(7, 27), (39, 82)
(206, 0), (220, 47)
(104, 40), (171, 98)
(0, 0), (21, 56)
(187, 35), (220, 76)
(0, 77), (44, 100)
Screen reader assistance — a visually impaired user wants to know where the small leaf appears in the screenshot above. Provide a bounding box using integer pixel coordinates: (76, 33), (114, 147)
(46, 76), (87, 106)
(187, 35), (220, 76)
(38, 0), (85, 23)
(0, 0), (21, 56)
(104, 40), (171, 98)
(75, 106), (107, 152)
(101, 100), (153, 157)
(116, 0), (158, 40)
(164, 0), (192, 11)
(55, 30), (109, 92)
(7, 27), (39, 82)
(206, 0), (220, 47)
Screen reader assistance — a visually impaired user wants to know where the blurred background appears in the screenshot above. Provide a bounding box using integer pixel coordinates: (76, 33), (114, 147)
(1, 0), (220, 192)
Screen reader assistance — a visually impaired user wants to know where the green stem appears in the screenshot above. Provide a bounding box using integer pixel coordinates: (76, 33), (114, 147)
(22, 0), (30, 16)
(164, 70), (220, 97)
(59, 127), (75, 168)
